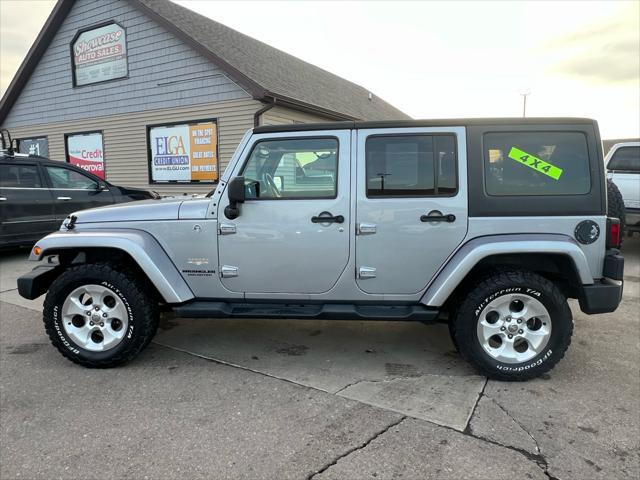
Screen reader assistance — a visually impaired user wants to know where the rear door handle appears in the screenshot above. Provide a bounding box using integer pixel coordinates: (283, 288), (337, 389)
(311, 211), (344, 224)
(57, 196), (72, 201)
(420, 213), (456, 223)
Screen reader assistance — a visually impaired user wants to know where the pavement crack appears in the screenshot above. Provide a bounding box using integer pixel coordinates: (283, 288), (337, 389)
(464, 392), (559, 480)
(464, 376), (488, 429)
(488, 395), (541, 455)
(333, 375), (428, 395)
(306, 416), (407, 480)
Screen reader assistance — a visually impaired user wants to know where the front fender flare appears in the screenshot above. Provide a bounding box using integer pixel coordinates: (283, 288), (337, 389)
(420, 234), (593, 307)
(30, 229), (194, 304)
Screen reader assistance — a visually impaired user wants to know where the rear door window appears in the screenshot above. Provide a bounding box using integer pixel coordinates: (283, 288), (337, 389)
(0, 164), (42, 188)
(483, 132), (591, 196)
(607, 146), (639, 173)
(366, 134), (457, 197)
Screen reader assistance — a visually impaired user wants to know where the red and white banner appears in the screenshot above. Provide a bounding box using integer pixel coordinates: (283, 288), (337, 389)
(67, 133), (105, 179)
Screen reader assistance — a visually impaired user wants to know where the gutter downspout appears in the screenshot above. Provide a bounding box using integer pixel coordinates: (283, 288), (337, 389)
(254, 98), (276, 127)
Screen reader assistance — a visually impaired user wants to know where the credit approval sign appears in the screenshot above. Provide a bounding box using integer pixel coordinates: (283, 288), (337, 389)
(72, 22), (127, 86)
(149, 121), (218, 183)
(66, 132), (105, 180)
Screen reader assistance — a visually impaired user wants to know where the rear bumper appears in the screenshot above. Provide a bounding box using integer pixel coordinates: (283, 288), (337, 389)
(578, 254), (624, 314)
(578, 279), (623, 314)
(17, 264), (63, 300)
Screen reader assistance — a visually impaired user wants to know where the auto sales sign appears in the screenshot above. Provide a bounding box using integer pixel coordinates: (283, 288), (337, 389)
(67, 132), (105, 179)
(149, 121), (218, 183)
(72, 23), (127, 86)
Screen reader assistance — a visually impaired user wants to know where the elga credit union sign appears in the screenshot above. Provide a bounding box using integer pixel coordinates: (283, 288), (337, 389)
(149, 121), (218, 183)
(72, 23), (127, 86)
(66, 132), (105, 180)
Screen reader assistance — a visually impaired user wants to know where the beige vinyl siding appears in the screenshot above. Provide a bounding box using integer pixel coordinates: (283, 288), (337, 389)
(7, 98), (261, 195)
(260, 105), (336, 126)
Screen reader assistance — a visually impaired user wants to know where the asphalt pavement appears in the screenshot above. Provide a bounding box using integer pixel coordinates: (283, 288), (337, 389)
(1, 238), (638, 479)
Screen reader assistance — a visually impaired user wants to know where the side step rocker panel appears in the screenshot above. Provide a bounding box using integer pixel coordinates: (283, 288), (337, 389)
(173, 302), (439, 322)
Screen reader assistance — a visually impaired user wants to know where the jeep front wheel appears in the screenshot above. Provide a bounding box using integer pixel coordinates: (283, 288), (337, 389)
(43, 263), (159, 368)
(452, 270), (573, 381)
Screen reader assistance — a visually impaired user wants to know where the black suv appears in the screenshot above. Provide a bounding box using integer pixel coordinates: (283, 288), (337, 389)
(1, 149), (159, 248)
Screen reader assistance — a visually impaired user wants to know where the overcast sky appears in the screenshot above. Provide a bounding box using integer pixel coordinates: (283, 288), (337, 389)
(1, 0), (638, 139)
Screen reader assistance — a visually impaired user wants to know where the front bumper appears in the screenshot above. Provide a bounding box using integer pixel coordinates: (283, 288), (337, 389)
(17, 264), (63, 300)
(578, 254), (624, 314)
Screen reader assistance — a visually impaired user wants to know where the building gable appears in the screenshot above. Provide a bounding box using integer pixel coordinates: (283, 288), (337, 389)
(2, 0), (250, 128)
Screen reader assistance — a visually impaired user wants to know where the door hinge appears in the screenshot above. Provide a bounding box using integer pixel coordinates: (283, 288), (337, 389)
(218, 223), (236, 235)
(358, 266), (377, 279)
(220, 265), (239, 278)
(356, 223), (377, 235)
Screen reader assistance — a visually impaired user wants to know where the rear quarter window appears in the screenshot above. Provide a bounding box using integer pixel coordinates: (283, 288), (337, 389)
(483, 131), (591, 196)
(607, 146), (639, 172)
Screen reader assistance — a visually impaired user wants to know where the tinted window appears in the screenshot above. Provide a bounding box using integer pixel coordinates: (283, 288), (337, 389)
(608, 146), (639, 172)
(46, 166), (98, 190)
(0, 164), (42, 188)
(484, 132), (590, 196)
(366, 134), (457, 197)
(242, 138), (338, 199)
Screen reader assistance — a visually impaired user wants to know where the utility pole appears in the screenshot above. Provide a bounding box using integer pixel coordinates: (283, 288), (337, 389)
(520, 91), (531, 118)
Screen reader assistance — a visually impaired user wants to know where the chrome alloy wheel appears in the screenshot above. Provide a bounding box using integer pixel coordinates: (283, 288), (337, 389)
(61, 284), (129, 352)
(476, 293), (552, 364)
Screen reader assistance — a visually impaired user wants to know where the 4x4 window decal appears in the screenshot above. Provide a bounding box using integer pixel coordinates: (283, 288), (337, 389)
(508, 147), (563, 181)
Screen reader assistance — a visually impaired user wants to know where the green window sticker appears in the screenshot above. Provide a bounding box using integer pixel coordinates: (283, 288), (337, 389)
(508, 147), (563, 180)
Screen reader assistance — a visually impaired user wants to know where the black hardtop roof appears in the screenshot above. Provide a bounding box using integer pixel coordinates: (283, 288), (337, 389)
(253, 117), (597, 134)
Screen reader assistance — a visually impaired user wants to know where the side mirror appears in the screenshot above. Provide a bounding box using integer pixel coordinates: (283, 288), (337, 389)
(224, 176), (245, 219)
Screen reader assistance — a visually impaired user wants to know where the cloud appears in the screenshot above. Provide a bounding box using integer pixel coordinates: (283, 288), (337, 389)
(545, 7), (639, 84)
(0, 1), (55, 95)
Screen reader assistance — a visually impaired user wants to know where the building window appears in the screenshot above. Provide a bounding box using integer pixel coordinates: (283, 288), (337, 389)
(483, 131), (591, 196)
(65, 131), (105, 180)
(71, 22), (128, 87)
(366, 134), (457, 197)
(147, 120), (218, 184)
(242, 137), (338, 199)
(17, 137), (48, 157)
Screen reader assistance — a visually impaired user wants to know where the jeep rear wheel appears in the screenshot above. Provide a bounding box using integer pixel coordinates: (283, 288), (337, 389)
(43, 263), (159, 368)
(452, 270), (573, 381)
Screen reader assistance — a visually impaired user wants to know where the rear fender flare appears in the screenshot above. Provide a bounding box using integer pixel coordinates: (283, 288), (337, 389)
(30, 229), (194, 304)
(420, 234), (593, 307)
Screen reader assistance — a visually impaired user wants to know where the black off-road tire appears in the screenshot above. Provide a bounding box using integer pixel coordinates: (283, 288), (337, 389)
(607, 178), (626, 244)
(43, 263), (159, 368)
(453, 269), (573, 381)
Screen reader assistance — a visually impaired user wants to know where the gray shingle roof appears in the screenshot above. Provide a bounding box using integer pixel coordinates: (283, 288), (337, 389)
(134, 0), (410, 121)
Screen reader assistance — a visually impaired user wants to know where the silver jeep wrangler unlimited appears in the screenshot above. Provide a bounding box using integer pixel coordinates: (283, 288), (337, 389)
(18, 118), (624, 381)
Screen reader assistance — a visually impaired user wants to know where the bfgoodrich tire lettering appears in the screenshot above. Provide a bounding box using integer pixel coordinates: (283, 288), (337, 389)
(453, 270), (573, 381)
(44, 263), (159, 368)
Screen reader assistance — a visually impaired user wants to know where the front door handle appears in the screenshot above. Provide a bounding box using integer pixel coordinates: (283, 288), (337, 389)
(420, 212), (456, 223)
(57, 196), (72, 201)
(0, 197), (7, 201)
(311, 211), (344, 224)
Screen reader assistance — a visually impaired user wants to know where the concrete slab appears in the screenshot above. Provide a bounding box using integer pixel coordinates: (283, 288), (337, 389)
(0, 249), (33, 292)
(468, 395), (539, 455)
(315, 418), (547, 480)
(337, 374), (486, 431)
(0, 249), (43, 311)
(1, 302), (406, 480)
(155, 317), (485, 430)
